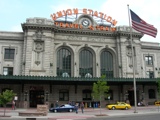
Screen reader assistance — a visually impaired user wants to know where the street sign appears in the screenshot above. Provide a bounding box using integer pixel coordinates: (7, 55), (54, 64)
(155, 101), (160, 106)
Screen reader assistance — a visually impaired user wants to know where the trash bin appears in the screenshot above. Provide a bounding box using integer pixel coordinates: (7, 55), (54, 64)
(95, 102), (98, 108)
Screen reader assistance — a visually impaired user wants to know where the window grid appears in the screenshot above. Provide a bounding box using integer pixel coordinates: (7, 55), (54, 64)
(146, 71), (154, 78)
(100, 51), (113, 78)
(82, 90), (91, 100)
(145, 55), (153, 65)
(3, 67), (13, 75)
(79, 49), (93, 77)
(59, 90), (69, 101)
(57, 48), (71, 77)
(4, 49), (15, 59)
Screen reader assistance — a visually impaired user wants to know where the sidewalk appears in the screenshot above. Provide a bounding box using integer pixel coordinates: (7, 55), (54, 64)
(0, 105), (160, 120)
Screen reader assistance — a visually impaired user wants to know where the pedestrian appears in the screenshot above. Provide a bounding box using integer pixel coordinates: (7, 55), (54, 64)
(80, 101), (84, 113)
(55, 101), (59, 107)
(12, 100), (15, 110)
(75, 103), (79, 114)
(68, 101), (71, 105)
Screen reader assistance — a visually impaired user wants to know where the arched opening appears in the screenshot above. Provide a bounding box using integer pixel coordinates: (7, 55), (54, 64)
(57, 48), (71, 77)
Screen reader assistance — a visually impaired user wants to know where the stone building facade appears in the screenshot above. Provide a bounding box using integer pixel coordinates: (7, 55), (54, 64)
(0, 15), (159, 108)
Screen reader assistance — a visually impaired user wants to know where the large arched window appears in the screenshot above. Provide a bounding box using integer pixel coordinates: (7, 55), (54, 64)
(148, 89), (155, 99)
(79, 49), (93, 77)
(100, 51), (113, 78)
(57, 48), (71, 77)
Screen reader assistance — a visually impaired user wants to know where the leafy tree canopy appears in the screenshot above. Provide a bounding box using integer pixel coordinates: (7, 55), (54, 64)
(92, 75), (110, 100)
(0, 90), (16, 106)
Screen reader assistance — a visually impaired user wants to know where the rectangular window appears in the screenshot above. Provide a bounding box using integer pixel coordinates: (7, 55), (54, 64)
(4, 48), (15, 59)
(83, 93), (91, 100)
(105, 90), (113, 100)
(146, 71), (154, 78)
(3, 67), (13, 75)
(145, 56), (153, 65)
(59, 90), (69, 101)
(148, 89), (156, 99)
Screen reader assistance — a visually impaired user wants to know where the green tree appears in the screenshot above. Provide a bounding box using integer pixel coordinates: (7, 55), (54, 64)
(92, 75), (110, 114)
(0, 90), (16, 116)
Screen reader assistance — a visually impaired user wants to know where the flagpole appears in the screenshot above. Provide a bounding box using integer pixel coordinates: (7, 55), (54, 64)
(127, 5), (138, 113)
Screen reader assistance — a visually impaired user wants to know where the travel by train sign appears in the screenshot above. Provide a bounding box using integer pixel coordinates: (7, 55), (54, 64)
(50, 8), (117, 31)
(155, 101), (160, 106)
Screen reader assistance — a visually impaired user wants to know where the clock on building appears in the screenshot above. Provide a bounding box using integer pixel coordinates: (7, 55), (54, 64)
(81, 18), (90, 27)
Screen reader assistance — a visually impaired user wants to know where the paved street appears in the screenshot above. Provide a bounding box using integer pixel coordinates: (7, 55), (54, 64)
(86, 113), (160, 120)
(0, 105), (160, 120)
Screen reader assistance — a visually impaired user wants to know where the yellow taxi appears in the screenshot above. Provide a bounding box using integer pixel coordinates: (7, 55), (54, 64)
(106, 102), (131, 110)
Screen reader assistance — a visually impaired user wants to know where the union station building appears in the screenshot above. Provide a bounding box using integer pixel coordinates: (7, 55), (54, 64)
(0, 9), (159, 108)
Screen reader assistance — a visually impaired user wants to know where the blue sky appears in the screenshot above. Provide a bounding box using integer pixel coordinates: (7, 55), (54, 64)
(0, 0), (159, 43)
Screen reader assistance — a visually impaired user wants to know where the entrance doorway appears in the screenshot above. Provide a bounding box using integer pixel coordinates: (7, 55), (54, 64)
(29, 90), (44, 107)
(128, 90), (139, 106)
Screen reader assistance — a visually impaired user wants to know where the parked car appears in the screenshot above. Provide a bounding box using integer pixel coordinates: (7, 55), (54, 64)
(49, 104), (76, 113)
(106, 102), (131, 110)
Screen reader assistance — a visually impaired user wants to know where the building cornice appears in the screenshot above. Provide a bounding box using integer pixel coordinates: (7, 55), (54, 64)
(22, 24), (143, 39)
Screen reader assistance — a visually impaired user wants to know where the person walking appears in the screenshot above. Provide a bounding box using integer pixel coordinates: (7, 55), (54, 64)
(12, 100), (15, 110)
(80, 101), (84, 113)
(55, 101), (59, 107)
(75, 103), (79, 114)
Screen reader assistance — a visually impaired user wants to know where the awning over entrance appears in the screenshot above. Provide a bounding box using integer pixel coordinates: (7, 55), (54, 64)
(0, 75), (158, 85)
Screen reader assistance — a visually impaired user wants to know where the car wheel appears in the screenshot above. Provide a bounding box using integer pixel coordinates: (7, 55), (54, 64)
(112, 106), (116, 110)
(69, 109), (73, 112)
(125, 107), (128, 110)
(54, 109), (57, 113)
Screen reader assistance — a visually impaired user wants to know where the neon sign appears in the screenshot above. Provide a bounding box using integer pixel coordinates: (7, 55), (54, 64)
(50, 8), (117, 31)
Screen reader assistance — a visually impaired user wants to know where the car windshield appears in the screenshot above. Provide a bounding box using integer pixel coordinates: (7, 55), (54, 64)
(59, 104), (71, 108)
(60, 105), (65, 107)
(117, 102), (126, 105)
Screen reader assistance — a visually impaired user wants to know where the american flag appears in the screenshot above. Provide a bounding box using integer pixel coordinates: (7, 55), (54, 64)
(130, 9), (157, 38)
